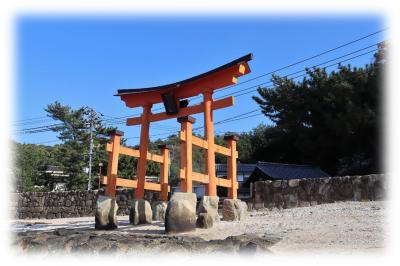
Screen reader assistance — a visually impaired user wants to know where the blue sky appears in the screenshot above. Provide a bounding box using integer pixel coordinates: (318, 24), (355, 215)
(15, 15), (384, 146)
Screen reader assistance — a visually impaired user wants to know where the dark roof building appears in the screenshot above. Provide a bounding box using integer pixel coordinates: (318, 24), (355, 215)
(243, 161), (330, 186)
(216, 162), (257, 181)
(216, 162), (257, 197)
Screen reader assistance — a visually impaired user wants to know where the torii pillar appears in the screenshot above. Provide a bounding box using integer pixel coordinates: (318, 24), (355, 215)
(203, 89), (217, 196)
(135, 103), (152, 199)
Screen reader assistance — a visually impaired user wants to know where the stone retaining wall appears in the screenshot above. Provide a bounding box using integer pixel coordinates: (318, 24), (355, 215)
(248, 174), (386, 210)
(10, 189), (158, 219)
(11, 174), (387, 219)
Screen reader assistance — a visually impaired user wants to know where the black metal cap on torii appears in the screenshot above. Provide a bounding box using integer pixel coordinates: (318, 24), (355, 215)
(177, 116), (196, 124)
(224, 134), (239, 141)
(116, 53), (253, 96)
(109, 129), (124, 136)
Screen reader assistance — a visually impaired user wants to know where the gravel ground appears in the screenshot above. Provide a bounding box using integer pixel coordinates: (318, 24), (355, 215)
(11, 201), (386, 255)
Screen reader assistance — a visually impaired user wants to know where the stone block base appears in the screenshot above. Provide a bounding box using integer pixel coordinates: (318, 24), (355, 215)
(165, 192), (197, 233)
(129, 199), (152, 225)
(95, 195), (118, 230)
(152, 201), (168, 222)
(197, 196), (220, 222)
(222, 199), (248, 221)
(196, 213), (214, 229)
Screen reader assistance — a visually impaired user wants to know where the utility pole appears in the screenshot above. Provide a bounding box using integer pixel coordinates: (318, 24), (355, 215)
(88, 115), (94, 191)
(85, 108), (103, 191)
(98, 162), (103, 190)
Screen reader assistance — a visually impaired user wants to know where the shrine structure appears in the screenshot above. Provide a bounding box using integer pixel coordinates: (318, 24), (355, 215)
(102, 53), (252, 200)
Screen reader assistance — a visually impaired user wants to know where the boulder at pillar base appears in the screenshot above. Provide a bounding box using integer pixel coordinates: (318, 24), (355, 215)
(152, 201), (168, 222)
(222, 199), (238, 221)
(169, 192), (197, 205)
(197, 196), (220, 222)
(129, 199), (152, 225)
(222, 199), (248, 221)
(95, 195), (118, 230)
(196, 213), (214, 229)
(238, 201), (248, 220)
(165, 192), (197, 233)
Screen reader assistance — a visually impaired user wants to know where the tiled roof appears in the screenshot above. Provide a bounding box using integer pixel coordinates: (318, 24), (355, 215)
(250, 161), (329, 180)
(216, 163), (257, 174)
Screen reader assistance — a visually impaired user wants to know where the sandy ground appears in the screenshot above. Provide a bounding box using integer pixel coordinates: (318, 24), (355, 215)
(11, 201), (386, 255)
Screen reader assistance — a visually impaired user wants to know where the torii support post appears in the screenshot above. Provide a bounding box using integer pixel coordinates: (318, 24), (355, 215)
(203, 89), (217, 196)
(178, 116), (196, 193)
(204, 148), (209, 196)
(159, 144), (170, 201)
(225, 135), (239, 199)
(135, 103), (153, 199)
(105, 130), (124, 196)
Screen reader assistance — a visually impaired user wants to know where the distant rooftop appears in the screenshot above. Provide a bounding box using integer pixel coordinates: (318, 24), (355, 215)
(216, 162), (257, 174)
(243, 161), (330, 186)
(255, 161), (329, 179)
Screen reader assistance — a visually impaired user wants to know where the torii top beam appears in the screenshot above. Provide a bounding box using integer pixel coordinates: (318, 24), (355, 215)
(116, 53), (252, 108)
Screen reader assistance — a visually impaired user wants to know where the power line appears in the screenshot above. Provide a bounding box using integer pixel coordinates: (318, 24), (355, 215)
(43, 58), (379, 144)
(209, 108), (260, 127)
(191, 52), (380, 132)
(22, 112), (258, 145)
(13, 116), (48, 123)
(16, 123), (62, 131)
(74, 28), (387, 124)
(222, 47), (379, 99)
(15, 28), (385, 127)
(228, 29), (385, 86)
(15, 43), (380, 136)
(192, 109), (262, 132)
(185, 30), (387, 104)
(20, 59), (378, 145)
(15, 123), (63, 135)
(14, 118), (54, 127)
(216, 113), (264, 124)
(17, 36), (386, 137)
(125, 109), (263, 140)
(15, 26), (385, 129)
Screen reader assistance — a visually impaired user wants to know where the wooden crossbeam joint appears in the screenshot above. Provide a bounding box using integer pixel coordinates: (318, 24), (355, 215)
(102, 176), (171, 192)
(126, 96), (234, 126)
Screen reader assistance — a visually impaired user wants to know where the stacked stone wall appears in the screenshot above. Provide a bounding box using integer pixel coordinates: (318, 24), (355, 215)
(248, 174), (386, 210)
(10, 189), (159, 219)
(11, 174), (386, 219)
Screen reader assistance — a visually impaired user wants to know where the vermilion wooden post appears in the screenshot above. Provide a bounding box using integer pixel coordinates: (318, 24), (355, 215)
(179, 118), (187, 191)
(203, 89), (217, 196)
(225, 135), (239, 199)
(159, 144), (170, 201)
(204, 151), (209, 196)
(178, 116), (196, 193)
(105, 130), (124, 196)
(135, 103), (152, 199)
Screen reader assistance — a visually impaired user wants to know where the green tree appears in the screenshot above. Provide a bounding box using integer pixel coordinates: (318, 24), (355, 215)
(45, 102), (114, 190)
(252, 43), (385, 175)
(12, 142), (55, 192)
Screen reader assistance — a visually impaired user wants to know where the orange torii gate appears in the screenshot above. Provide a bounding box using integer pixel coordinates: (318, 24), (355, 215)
(103, 53), (252, 199)
(178, 116), (240, 198)
(102, 130), (170, 200)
